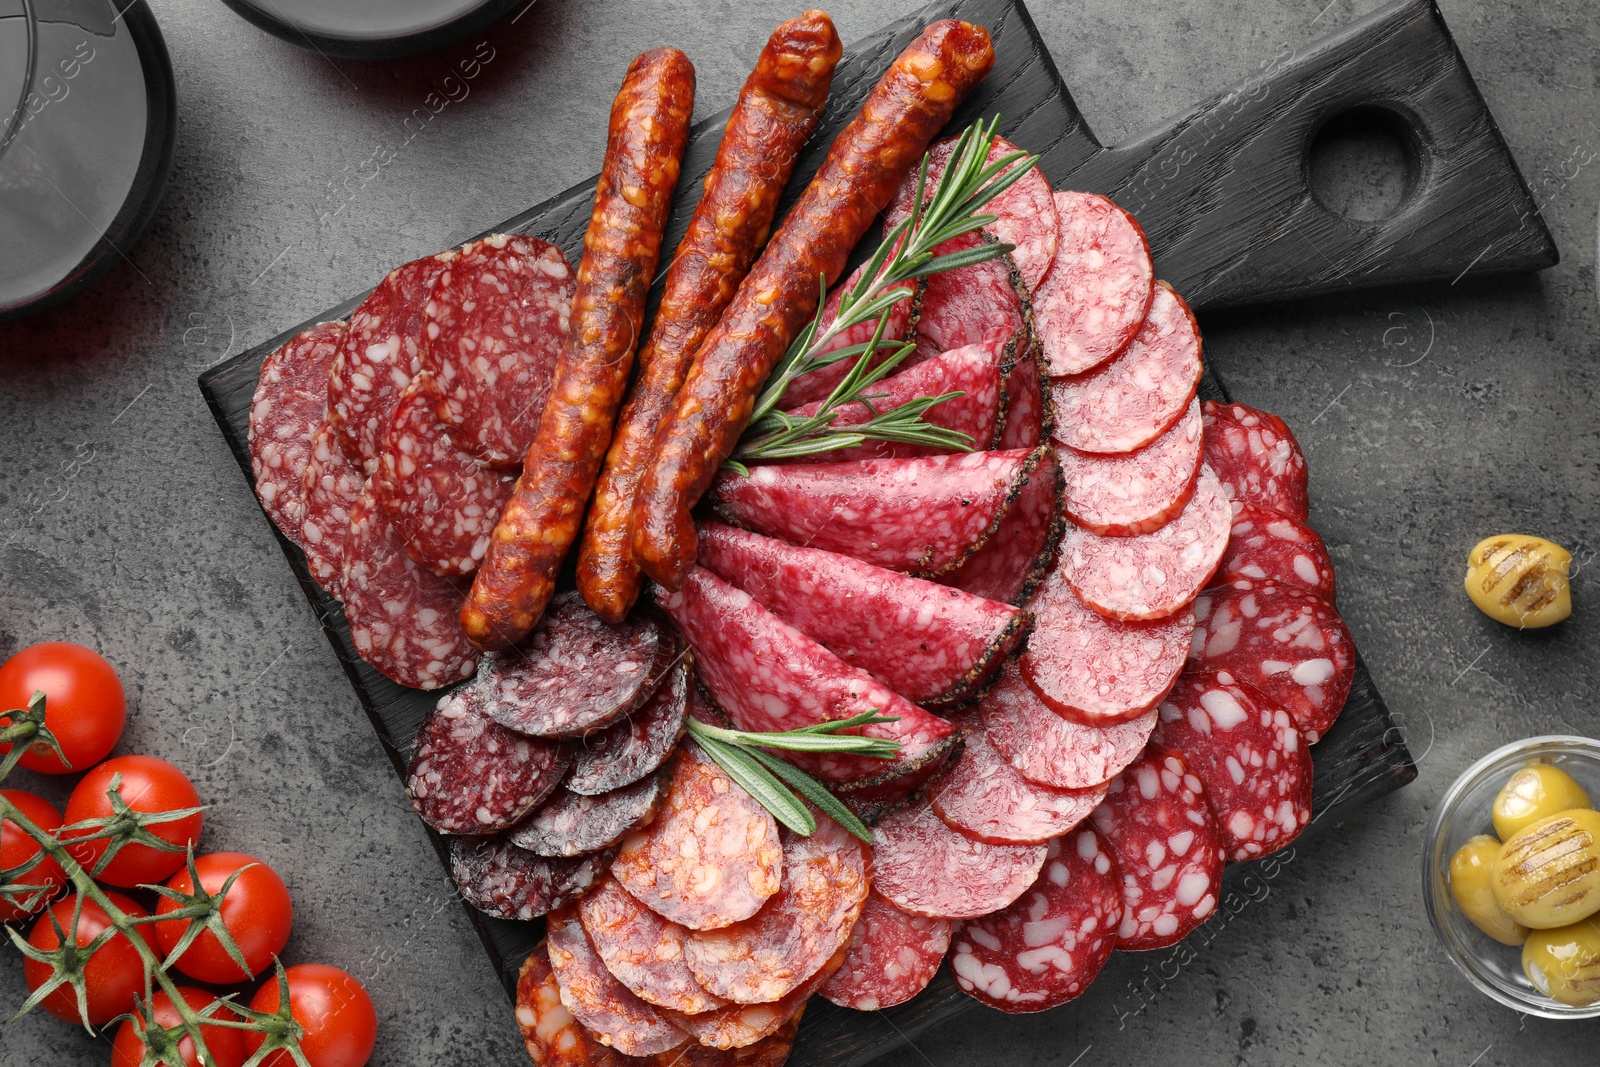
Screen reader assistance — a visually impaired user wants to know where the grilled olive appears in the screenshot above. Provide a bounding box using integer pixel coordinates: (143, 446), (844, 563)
(1522, 918), (1600, 1007)
(1465, 535), (1572, 629)
(1493, 809), (1600, 929)
(1450, 835), (1530, 946)
(1494, 765), (1593, 841)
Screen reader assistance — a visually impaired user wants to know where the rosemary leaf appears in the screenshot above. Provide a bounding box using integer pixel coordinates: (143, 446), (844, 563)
(690, 734), (816, 836)
(746, 749), (875, 844)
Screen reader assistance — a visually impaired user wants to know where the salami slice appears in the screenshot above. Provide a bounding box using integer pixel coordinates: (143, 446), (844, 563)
(819, 893), (951, 1011)
(1089, 747), (1225, 950)
(1188, 578), (1355, 743)
(1061, 465), (1232, 622)
(1033, 191), (1155, 376)
(950, 827), (1122, 1012)
(1061, 399), (1203, 536)
(566, 657), (689, 797)
(980, 664), (1156, 790)
(656, 1014), (801, 1066)
(696, 522), (1028, 709)
(910, 230), (1030, 366)
(420, 233), (574, 467)
(478, 593), (675, 738)
(511, 773), (666, 858)
(713, 449), (1038, 577)
(299, 420), (365, 598)
(376, 376), (516, 576)
(341, 483), (479, 690)
(997, 339), (1047, 449)
(1201, 401), (1310, 521)
(1152, 670), (1312, 860)
(249, 321), (347, 545)
(581, 875), (728, 1015)
(1217, 501), (1336, 602)
(329, 251), (457, 471)
(547, 905), (688, 1056)
(663, 947), (843, 1050)
(1019, 567), (1192, 725)
(612, 742), (783, 931)
(1050, 283), (1202, 454)
(775, 260), (918, 411)
(939, 445), (1064, 606)
(871, 801), (1047, 920)
(405, 685), (569, 835)
(449, 837), (610, 921)
(516, 948), (633, 1067)
(655, 567), (957, 786)
(930, 716), (1106, 844)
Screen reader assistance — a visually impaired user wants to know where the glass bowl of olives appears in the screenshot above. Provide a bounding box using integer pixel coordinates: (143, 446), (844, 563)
(1424, 736), (1600, 1018)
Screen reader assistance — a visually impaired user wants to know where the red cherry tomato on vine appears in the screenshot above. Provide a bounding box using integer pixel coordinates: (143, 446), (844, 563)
(0, 642), (126, 774)
(61, 755), (202, 888)
(245, 964), (377, 1067)
(151, 851), (294, 983)
(0, 789), (67, 921)
(23, 890), (148, 1024)
(111, 985), (248, 1067)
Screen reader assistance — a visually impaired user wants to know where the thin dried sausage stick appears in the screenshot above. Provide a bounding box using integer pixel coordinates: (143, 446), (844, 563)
(576, 12), (843, 624)
(461, 48), (695, 650)
(629, 20), (997, 591)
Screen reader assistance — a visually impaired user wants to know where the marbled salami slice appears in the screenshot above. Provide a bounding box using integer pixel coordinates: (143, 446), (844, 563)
(939, 445), (1064, 606)
(979, 665), (1156, 790)
(997, 338), (1048, 449)
(1218, 501), (1336, 602)
(405, 685), (569, 835)
(547, 905), (688, 1056)
(1152, 670), (1312, 861)
(1090, 747), (1225, 950)
(775, 260), (918, 411)
(871, 802), (1047, 921)
(662, 947), (843, 1050)
(1188, 578), (1354, 743)
(341, 484), (479, 690)
(697, 522), (1028, 709)
(516, 948), (633, 1067)
(1061, 399), (1203, 536)
(299, 420), (365, 598)
(449, 837), (610, 921)
(910, 231), (1030, 366)
(655, 568), (956, 787)
(581, 875), (728, 1015)
(930, 716), (1106, 844)
(820, 892), (951, 1011)
(566, 657), (689, 797)
(1033, 191), (1155, 376)
(249, 321), (347, 545)
(1050, 283), (1202, 454)
(950, 827), (1122, 1012)
(1201, 401), (1310, 521)
(511, 773), (666, 858)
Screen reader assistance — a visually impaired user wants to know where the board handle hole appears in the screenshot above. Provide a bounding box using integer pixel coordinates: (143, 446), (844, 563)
(1308, 105), (1422, 222)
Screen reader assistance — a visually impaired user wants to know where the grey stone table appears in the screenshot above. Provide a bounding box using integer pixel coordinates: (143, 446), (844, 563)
(2, 0), (1598, 1062)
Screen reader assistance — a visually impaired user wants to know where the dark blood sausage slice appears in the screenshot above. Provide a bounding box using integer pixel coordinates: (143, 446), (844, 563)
(510, 772), (666, 858)
(930, 716), (1107, 844)
(463, 49), (696, 652)
(713, 449), (1038, 577)
(516, 948), (634, 1067)
(1201, 401), (1310, 521)
(249, 321), (347, 546)
(630, 21), (997, 593)
(299, 420), (365, 598)
(696, 522), (1029, 709)
(1152, 670), (1312, 861)
(405, 685), (570, 835)
(547, 905), (688, 1056)
(376, 376), (517, 577)
(1090, 747), (1225, 950)
(329, 251), (457, 472)
(477, 592), (674, 738)
(1189, 578), (1355, 743)
(1033, 190), (1155, 376)
(820, 892), (951, 1011)
(566, 657), (689, 797)
(581, 874), (729, 1015)
(980, 664), (1156, 790)
(1218, 501), (1336, 602)
(1050, 283), (1202, 454)
(577, 15), (843, 624)
(773, 261), (919, 410)
(449, 837), (610, 921)
(420, 233), (574, 468)
(1061, 464), (1232, 622)
(1020, 567), (1192, 726)
(1061, 398), (1203, 536)
(341, 484), (479, 690)
(950, 827), (1122, 1012)
(871, 801), (1047, 920)
(909, 230), (1030, 367)
(662, 948), (844, 1050)
(939, 445), (1064, 606)
(655, 567), (956, 787)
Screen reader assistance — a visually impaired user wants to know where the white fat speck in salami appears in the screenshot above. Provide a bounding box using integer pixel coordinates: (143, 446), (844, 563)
(661, 947), (844, 1050)
(510, 772), (666, 858)
(1218, 500), (1336, 602)
(566, 657), (689, 797)
(1201, 401), (1310, 521)
(930, 714), (1106, 844)
(980, 664), (1156, 790)
(449, 837), (610, 921)
(249, 321), (347, 546)
(939, 445), (1064, 606)
(1033, 191), (1155, 376)
(777, 258), (917, 410)
(580, 874), (729, 1015)
(299, 419), (365, 598)
(871, 801), (1047, 920)
(547, 905), (688, 1056)
(909, 231), (1030, 368)
(515, 948), (635, 1067)
(821, 893), (951, 1011)
(1061, 399), (1203, 536)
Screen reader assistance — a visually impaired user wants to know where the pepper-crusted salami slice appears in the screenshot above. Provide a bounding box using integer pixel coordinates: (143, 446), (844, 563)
(450, 837), (610, 921)
(1201, 401), (1310, 521)
(1152, 670), (1312, 860)
(341, 484), (479, 690)
(463, 49), (695, 652)
(910, 230), (1030, 368)
(249, 321), (347, 545)
(547, 905), (688, 1056)
(820, 893), (951, 1011)
(581, 875), (728, 1015)
(997, 338), (1048, 449)
(406, 686), (569, 835)
(1218, 501), (1336, 602)
(950, 827), (1122, 1012)
(939, 445), (1064, 606)
(1051, 283), (1202, 454)
(1090, 747), (1225, 950)
(1061, 399), (1203, 536)
(511, 773), (666, 858)
(567, 657), (689, 796)
(663, 947), (844, 1050)
(774, 261), (919, 410)
(980, 665), (1156, 790)
(696, 522), (1028, 709)
(420, 233), (573, 467)
(1033, 191), (1155, 376)
(516, 948), (633, 1067)
(299, 420), (365, 597)
(655, 567), (956, 786)
(612, 742), (783, 931)
(1189, 578), (1354, 743)
(872, 802), (1047, 920)
(930, 716), (1106, 844)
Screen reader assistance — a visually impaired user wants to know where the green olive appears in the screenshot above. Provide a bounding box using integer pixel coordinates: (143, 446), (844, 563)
(1464, 535), (1572, 629)
(1493, 809), (1600, 929)
(1523, 918), (1600, 1007)
(1494, 765), (1593, 840)
(1450, 835), (1529, 946)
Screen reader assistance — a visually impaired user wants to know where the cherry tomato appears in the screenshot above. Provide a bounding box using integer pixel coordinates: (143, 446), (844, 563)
(245, 964), (377, 1067)
(111, 985), (248, 1067)
(0, 642), (125, 774)
(23, 890), (148, 1024)
(151, 851), (294, 983)
(61, 755), (202, 888)
(0, 789), (67, 921)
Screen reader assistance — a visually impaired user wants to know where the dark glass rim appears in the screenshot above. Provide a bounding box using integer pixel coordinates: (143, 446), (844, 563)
(216, 0), (526, 60)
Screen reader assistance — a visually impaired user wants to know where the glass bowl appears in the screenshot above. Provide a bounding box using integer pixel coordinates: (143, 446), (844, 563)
(1423, 735), (1600, 1018)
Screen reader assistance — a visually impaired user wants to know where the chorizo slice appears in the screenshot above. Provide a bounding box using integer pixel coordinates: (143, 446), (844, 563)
(661, 948), (842, 1050)
(547, 904), (689, 1056)
(515, 948), (634, 1067)
(580, 874), (729, 1015)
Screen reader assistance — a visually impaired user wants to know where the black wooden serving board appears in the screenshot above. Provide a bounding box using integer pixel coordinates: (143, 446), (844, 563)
(200, 0), (1554, 1061)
